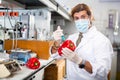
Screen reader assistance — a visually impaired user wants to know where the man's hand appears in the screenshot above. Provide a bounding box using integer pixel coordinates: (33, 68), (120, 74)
(51, 40), (61, 53)
(61, 48), (82, 64)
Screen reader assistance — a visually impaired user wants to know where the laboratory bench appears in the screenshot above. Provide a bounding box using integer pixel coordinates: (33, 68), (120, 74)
(0, 58), (55, 80)
(2, 39), (67, 80)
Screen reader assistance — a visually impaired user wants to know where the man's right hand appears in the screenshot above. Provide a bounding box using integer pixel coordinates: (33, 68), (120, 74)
(51, 40), (61, 53)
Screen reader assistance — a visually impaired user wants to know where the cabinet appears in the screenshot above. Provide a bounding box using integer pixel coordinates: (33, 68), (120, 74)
(110, 51), (117, 80)
(4, 39), (54, 59)
(44, 59), (66, 80)
(116, 49), (120, 80)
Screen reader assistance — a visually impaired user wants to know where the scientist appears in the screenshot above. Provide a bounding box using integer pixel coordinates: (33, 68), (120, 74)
(51, 3), (113, 80)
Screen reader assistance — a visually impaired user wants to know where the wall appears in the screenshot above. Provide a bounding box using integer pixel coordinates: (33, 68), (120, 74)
(56, 0), (120, 44)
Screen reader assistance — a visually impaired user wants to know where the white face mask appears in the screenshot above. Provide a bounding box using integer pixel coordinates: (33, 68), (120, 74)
(75, 19), (90, 33)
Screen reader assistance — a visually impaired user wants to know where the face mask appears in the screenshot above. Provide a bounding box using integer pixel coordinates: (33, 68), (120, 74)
(75, 19), (90, 33)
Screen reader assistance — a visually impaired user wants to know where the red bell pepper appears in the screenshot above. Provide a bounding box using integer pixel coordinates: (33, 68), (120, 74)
(26, 58), (40, 69)
(58, 40), (76, 56)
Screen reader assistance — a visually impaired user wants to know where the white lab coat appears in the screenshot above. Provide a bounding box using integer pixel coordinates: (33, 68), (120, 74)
(50, 26), (113, 80)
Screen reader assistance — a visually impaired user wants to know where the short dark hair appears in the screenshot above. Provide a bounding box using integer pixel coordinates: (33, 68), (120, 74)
(71, 3), (92, 19)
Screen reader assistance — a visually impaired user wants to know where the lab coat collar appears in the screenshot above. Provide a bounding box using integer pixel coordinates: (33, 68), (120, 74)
(82, 26), (97, 39)
(76, 26), (97, 50)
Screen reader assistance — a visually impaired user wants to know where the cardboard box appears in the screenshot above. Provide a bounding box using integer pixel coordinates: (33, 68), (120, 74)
(43, 59), (66, 80)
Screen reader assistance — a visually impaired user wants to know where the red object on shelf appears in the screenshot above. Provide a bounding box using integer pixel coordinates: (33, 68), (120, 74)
(58, 40), (76, 56)
(0, 12), (5, 16)
(26, 58), (40, 69)
(0, 12), (19, 16)
(9, 12), (19, 16)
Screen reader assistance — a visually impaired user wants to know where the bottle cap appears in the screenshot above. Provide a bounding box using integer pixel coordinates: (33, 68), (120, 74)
(57, 26), (63, 31)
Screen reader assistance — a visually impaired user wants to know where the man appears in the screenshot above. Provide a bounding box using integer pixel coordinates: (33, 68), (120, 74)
(51, 3), (113, 80)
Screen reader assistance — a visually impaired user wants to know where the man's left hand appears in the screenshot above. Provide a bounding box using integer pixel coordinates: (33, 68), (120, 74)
(62, 48), (82, 64)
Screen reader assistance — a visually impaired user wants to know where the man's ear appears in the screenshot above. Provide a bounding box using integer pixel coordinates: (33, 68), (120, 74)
(89, 16), (93, 26)
(90, 15), (95, 21)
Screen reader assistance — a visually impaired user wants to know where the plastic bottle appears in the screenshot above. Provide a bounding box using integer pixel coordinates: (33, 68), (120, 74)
(56, 26), (65, 42)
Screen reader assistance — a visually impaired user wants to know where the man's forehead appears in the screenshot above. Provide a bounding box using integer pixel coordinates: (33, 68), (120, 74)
(74, 11), (87, 16)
